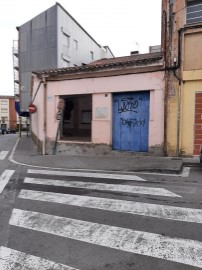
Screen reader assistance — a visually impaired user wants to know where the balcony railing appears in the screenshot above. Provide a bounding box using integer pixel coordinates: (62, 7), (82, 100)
(12, 40), (19, 96)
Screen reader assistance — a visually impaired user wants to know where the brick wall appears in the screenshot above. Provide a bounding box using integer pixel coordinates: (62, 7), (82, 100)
(9, 99), (17, 129)
(194, 92), (202, 155)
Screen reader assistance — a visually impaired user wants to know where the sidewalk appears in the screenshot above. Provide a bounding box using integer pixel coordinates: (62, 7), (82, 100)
(11, 135), (199, 174)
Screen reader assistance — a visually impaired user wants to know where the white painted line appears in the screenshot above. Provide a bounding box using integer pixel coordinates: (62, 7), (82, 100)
(181, 167), (191, 177)
(135, 167), (191, 177)
(0, 170), (15, 194)
(19, 190), (202, 224)
(0, 151), (9, 160)
(27, 169), (147, 182)
(8, 138), (21, 166)
(9, 209), (202, 268)
(0, 246), (78, 270)
(24, 177), (181, 197)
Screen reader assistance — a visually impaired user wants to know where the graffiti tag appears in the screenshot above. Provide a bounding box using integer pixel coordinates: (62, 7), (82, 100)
(120, 118), (145, 128)
(116, 97), (139, 113)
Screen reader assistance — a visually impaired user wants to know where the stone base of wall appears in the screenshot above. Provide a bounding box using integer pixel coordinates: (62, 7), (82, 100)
(31, 131), (43, 154)
(30, 134), (164, 156)
(45, 139), (164, 156)
(149, 145), (164, 156)
(46, 140), (111, 155)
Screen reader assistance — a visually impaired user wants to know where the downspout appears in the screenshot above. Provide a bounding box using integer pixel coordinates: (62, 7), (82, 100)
(173, 28), (183, 157)
(163, 10), (168, 155)
(42, 76), (47, 155)
(174, 68), (182, 157)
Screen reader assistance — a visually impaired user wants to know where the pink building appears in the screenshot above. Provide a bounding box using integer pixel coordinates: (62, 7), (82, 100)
(31, 52), (165, 155)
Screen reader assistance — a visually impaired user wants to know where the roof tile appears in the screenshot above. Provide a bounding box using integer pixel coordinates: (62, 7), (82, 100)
(33, 51), (162, 76)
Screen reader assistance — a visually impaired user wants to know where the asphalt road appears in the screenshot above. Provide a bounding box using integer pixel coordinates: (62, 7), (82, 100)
(0, 134), (202, 269)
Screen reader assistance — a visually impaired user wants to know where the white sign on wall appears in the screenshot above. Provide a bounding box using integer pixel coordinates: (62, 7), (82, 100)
(95, 107), (108, 119)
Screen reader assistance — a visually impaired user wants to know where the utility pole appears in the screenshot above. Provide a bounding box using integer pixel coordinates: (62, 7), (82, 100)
(19, 116), (22, 137)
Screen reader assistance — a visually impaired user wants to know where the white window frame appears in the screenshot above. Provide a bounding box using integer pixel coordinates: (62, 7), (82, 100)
(63, 33), (70, 47)
(73, 39), (78, 50)
(90, 51), (94, 60)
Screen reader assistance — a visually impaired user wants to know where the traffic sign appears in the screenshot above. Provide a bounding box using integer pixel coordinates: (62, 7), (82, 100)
(57, 99), (65, 111)
(28, 103), (37, 114)
(56, 111), (62, 120)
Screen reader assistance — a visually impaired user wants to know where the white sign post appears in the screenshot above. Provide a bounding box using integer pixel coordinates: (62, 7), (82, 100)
(53, 99), (65, 154)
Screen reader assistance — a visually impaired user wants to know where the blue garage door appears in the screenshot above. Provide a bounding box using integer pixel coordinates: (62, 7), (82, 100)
(112, 91), (150, 152)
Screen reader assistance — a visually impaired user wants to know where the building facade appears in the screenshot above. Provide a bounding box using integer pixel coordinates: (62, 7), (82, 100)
(0, 96), (17, 130)
(13, 2), (114, 114)
(162, 0), (202, 157)
(31, 52), (165, 155)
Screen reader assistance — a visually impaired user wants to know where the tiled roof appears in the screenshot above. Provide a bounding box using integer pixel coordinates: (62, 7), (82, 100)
(89, 52), (162, 66)
(33, 52), (162, 76)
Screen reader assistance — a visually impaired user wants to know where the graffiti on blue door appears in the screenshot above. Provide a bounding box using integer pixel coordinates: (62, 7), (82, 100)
(112, 92), (150, 152)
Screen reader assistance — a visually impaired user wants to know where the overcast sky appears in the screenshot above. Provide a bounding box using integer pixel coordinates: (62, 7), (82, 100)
(0, 0), (162, 96)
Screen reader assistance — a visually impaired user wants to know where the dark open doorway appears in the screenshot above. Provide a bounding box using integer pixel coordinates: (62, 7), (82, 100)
(61, 94), (92, 142)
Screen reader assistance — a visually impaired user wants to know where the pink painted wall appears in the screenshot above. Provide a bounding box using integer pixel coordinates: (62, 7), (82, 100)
(32, 71), (164, 148)
(31, 79), (45, 142)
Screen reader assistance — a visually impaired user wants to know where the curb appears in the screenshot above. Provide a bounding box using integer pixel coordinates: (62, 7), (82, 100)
(8, 136), (185, 175)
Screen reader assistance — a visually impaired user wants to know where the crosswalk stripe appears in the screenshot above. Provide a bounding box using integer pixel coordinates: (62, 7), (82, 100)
(24, 177), (181, 197)
(9, 208), (202, 268)
(0, 151), (9, 160)
(0, 246), (78, 270)
(19, 190), (202, 224)
(0, 170), (15, 194)
(27, 169), (147, 182)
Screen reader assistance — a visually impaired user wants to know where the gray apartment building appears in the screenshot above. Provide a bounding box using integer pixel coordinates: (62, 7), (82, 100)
(13, 2), (114, 113)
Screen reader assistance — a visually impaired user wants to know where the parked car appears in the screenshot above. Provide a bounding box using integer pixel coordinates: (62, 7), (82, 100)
(7, 128), (16, 134)
(0, 128), (7, 135)
(0, 128), (16, 134)
(200, 148), (202, 163)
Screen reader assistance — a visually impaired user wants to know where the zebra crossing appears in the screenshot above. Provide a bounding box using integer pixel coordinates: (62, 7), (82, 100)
(0, 246), (77, 270)
(0, 170), (15, 194)
(0, 151), (9, 160)
(1, 169), (202, 269)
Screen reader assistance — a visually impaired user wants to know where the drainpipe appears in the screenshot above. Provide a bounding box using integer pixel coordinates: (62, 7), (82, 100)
(174, 68), (182, 157)
(42, 76), (47, 155)
(162, 10), (168, 155)
(173, 28), (183, 157)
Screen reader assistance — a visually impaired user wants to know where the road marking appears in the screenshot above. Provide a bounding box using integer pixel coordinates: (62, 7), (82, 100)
(19, 190), (202, 223)
(180, 167), (191, 177)
(28, 169), (147, 182)
(0, 151), (9, 160)
(9, 209), (202, 268)
(0, 246), (78, 270)
(135, 166), (191, 177)
(0, 170), (15, 194)
(24, 177), (180, 197)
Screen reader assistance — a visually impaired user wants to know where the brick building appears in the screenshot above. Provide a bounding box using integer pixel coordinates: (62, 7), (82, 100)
(0, 96), (17, 130)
